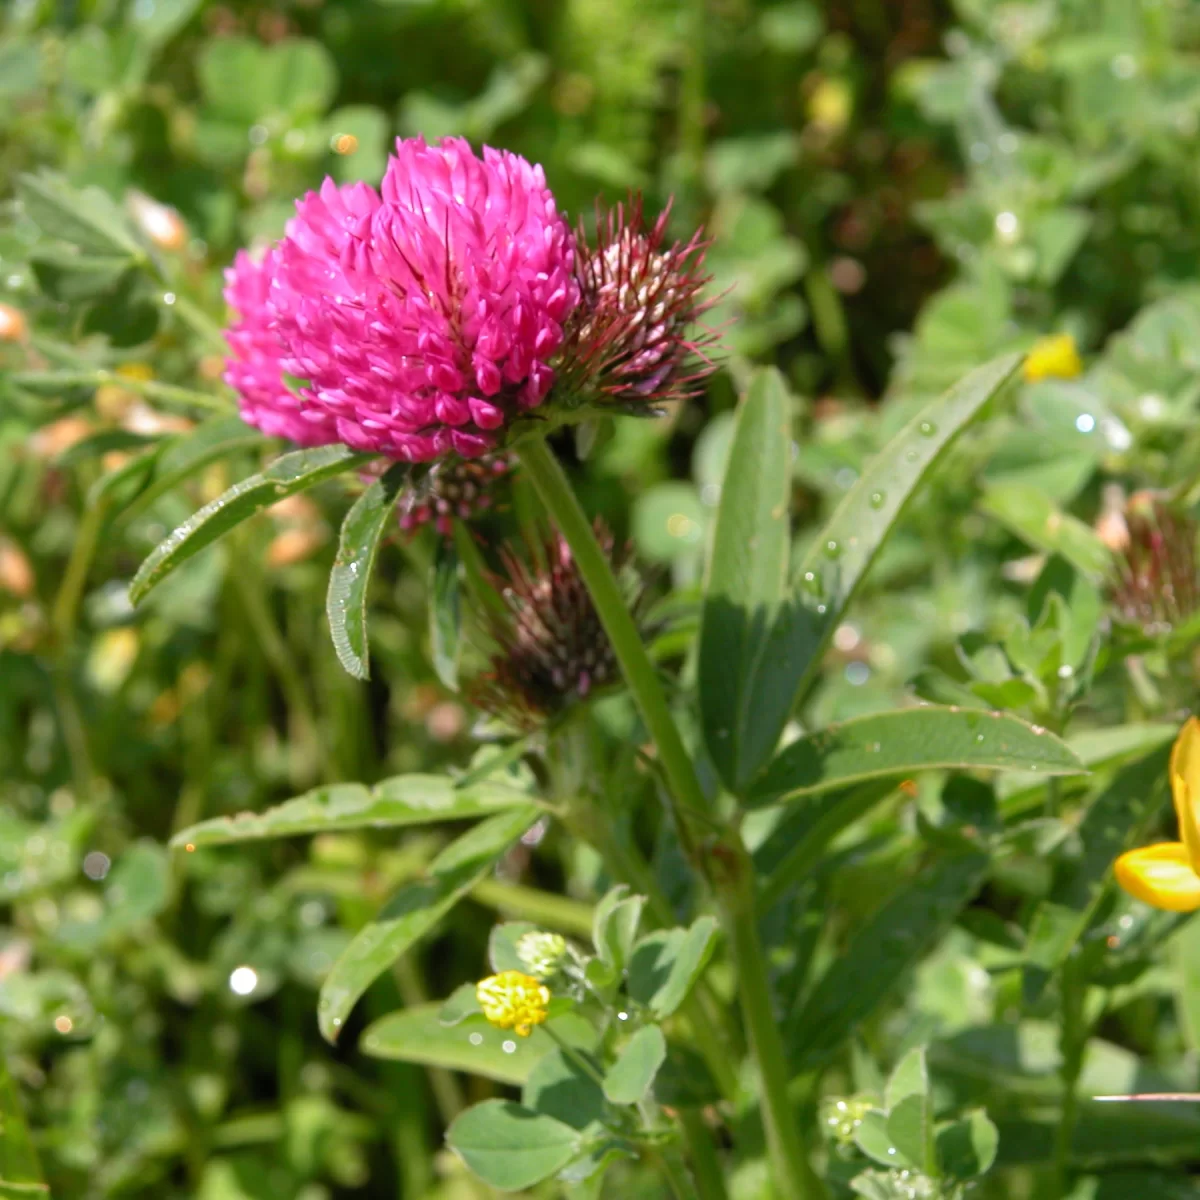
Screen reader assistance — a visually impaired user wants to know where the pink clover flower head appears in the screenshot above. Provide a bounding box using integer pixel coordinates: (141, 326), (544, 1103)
(223, 137), (579, 461)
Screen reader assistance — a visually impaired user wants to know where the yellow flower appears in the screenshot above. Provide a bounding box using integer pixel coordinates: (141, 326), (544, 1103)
(1023, 334), (1083, 382)
(476, 970), (550, 1037)
(1114, 718), (1200, 912)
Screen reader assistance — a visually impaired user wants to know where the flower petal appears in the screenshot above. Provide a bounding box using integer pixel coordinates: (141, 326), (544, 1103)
(1171, 716), (1200, 872)
(1114, 843), (1200, 912)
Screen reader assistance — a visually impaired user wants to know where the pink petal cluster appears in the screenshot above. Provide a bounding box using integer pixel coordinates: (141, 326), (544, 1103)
(223, 137), (579, 461)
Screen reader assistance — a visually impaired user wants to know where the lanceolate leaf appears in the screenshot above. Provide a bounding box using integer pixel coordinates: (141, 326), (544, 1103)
(170, 774), (534, 847)
(327, 462), (410, 679)
(115, 414), (266, 523)
(130, 446), (371, 603)
(698, 367), (794, 791)
(787, 849), (989, 1071)
(430, 537), (461, 690)
(744, 354), (1024, 788)
(1023, 746), (1170, 981)
(317, 806), (538, 1041)
(750, 706), (1085, 809)
(979, 482), (1111, 578)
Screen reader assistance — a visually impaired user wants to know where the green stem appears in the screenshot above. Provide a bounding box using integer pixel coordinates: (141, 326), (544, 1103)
(516, 438), (708, 840)
(650, 1146), (700, 1200)
(52, 495), (109, 648)
(470, 877), (595, 936)
(1051, 956), (1087, 1198)
(544, 1025), (608, 1090)
(518, 436), (818, 1199)
(723, 859), (823, 1200)
(15, 370), (232, 414)
(227, 542), (328, 784)
(50, 495), (110, 804)
(678, 1109), (727, 1200)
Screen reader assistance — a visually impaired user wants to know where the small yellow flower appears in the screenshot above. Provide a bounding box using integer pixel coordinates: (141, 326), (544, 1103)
(1115, 718), (1200, 912)
(476, 970), (550, 1037)
(807, 77), (853, 133)
(1023, 334), (1083, 382)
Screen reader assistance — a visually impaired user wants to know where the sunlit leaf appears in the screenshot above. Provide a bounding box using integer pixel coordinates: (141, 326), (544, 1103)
(130, 446), (371, 604)
(171, 774), (534, 847)
(317, 807), (538, 1041)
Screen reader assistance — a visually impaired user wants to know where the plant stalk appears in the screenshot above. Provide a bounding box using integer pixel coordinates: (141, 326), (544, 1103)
(723, 858), (823, 1200)
(518, 435), (820, 1199)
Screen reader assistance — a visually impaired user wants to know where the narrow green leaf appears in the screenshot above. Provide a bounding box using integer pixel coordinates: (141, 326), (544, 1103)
(130, 446), (370, 603)
(979, 482), (1112, 578)
(362, 1003), (594, 1084)
(525, 1048), (606, 1129)
(115, 415), (265, 523)
(755, 780), (897, 911)
(603, 1024), (667, 1105)
(171, 774), (533, 847)
(1024, 746), (1170, 982)
(0, 1059), (46, 1194)
(446, 1100), (581, 1190)
(317, 806), (537, 1041)
(430, 537), (461, 690)
(327, 463), (409, 679)
(750, 706), (1085, 808)
(29, 250), (133, 300)
(17, 171), (143, 258)
(698, 367), (793, 791)
(999, 722), (1176, 816)
(755, 353), (1023, 760)
(627, 916), (720, 1018)
(995, 1102), (1200, 1168)
(787, 850), (989, 1071)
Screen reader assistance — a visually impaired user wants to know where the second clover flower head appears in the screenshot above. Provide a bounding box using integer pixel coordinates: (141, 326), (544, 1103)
(1115, 717), (1200, 912)
(223, 136), (579, 462)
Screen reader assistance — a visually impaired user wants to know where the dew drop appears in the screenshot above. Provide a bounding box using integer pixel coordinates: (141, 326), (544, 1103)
(868, 490), (886, 510)
(824, 539), (842, 560)
(918, 421), (938, 438)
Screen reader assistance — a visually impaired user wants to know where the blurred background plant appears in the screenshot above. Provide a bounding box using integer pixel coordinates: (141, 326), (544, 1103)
(6, 0), (1200, 1197)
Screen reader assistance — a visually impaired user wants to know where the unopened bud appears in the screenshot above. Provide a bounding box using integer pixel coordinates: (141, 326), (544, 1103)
(516, 931), (568, 979)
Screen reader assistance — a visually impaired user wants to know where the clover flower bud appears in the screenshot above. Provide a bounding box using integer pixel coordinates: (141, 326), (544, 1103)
(515, 931), (568, 980)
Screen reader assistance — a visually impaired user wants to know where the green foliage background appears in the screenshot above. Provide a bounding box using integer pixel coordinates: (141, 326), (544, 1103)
(6, 0), (1200, 1197)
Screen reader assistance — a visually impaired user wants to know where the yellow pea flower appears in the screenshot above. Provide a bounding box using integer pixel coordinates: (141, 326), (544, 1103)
(1114, 717), (1200, 912)
(476, 970), (550, 1037)
(1023, 333), (1083, 382)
